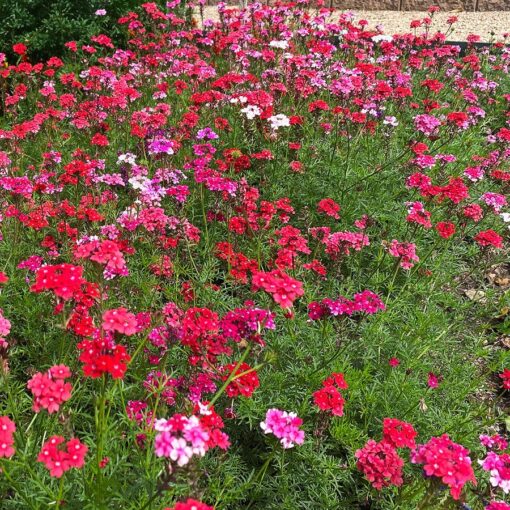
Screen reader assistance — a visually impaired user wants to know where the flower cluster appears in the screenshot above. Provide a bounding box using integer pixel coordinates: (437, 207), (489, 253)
(486, 502), (510, 510)
(387, 240), (420, 270)
(252, 270), (304, 309)
(102, 307), (138, 336)
(220, 362), (260, 398)
(154, 411), (229, 466)
(500, 369), (510, 390)
(27, 365), (72, 414)
(260, 409), (305, 449)
(308, 290), (385, 320)
(411, 434), (476, 500)
(313, 373), (348, 417)
(382, 418), (417, 449)
(355, 439), (404, 490)
(77, 334), (130, 379)
(31, 264), (86, 300)
(0, 416), (16, 458)
(479, 451), (510, 493)
(37, 436), (88, 478)
(164, 500), (214, 510)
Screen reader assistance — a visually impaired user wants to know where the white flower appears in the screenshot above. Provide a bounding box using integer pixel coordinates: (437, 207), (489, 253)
(117, 153), (137, 166)
(268, 114), (290, 130)
(383, 116), (399, 127)
(371, 35), (393, 43)
(241, 105), (262, 120)
(128, 176), (149, 190)
(269, 40), (289, 49)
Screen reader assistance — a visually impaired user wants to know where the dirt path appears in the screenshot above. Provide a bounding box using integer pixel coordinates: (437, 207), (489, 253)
(197, 7), (510, 42)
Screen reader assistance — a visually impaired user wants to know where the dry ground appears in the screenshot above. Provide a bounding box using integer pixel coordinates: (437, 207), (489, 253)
(196, 7), (510, 41)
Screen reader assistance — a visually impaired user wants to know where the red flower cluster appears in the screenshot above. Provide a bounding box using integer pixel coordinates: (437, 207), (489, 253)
(252, 270), (304, 309)
(27, 365), (72, 414)
(411, 434), (476, 500)
(215, 242), (258, 284)
(31, 264), (86, 300)
(313, 373), (348, 417)
(317, 198), (340, 219)
(355, 439), (404, 490)
(474, 229), (503, 249)
(37, 436), (88, 478)
(382, 418), (417, 449)
(500, 369), (510, 390)
(221, 362), (260, 398)
(435, 221), (456, 239)
(0, 416), (16, 458)
(77, 335), (131, 379)
(164, 499), (213, 510)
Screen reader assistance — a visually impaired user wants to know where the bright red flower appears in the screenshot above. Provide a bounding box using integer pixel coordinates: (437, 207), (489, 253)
(499, 369), (510, 390)
(221, 362), (260, 398)
(474, 229), (503, 249)
(37, 436), (87, 478)
(164, 499), (214, 510)
(317, 198), (341, 219)
(436, 222), (456, 239)
(12, 43), (27, 55)
(382, 418), (417, 449)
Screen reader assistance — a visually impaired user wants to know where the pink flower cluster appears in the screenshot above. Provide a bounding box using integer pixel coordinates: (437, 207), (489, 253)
(27, 365), (72, 414)
(411, 434), (476, 500)
(486, 502), (510, 510)
(260, 408), (305, 449)
(0, 308), (11, 349)
(102, 307), (138, 336)
(414, 114), (441, 137)
(37, 435), (88, 478)
(308, 290), (385, 320)
(0, 416), (16, 458)
(479, 451), (510, 493)
(480, 434), (508, 451)
(154, 411), (229, 466)
(387, 240), (419, 269)
(252, 270), (304, 309)
(74, 238), (128, 279)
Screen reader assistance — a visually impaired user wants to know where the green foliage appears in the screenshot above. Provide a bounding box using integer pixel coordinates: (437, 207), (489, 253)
(0, 0), (165, 61)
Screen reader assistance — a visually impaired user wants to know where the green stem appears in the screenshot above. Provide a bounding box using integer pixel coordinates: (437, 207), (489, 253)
(56, 476), (65, 509)
(95, 374), (107, 506)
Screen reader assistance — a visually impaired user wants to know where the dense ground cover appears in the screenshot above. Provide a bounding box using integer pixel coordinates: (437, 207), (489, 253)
(0, 2), (509, 509)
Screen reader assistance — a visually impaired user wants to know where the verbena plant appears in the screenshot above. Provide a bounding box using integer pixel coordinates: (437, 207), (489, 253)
(0, 2), (509, 509)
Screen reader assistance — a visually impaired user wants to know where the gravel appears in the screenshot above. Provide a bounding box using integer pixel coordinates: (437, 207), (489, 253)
(198, 7), (510, 42)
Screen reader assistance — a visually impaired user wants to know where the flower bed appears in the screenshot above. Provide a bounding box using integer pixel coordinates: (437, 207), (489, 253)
(0, 2), (510, 509)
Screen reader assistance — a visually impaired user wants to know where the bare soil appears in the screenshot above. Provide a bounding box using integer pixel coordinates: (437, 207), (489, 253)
(196, 7), (510, 42)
